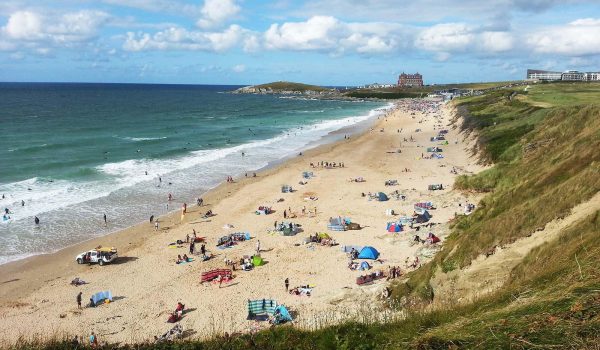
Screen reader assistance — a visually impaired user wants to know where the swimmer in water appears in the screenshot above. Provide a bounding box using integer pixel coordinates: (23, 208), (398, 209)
(34, 216), (40, 225)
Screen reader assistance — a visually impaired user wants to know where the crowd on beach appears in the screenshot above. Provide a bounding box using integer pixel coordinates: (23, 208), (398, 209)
(0, 97), (482, 345)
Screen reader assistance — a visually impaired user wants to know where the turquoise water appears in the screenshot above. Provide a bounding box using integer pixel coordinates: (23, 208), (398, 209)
(0, 83), (389, 264)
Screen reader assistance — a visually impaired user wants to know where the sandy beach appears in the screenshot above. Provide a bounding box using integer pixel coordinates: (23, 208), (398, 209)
(0, 99), (483, 345)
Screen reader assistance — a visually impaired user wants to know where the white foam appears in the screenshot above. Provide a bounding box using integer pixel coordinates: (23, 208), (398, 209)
(0, 103), (391, 264)
(121, 136), (168, 142)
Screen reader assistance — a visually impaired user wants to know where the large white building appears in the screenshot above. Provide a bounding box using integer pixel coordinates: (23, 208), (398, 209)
(527, 69), (600, 82)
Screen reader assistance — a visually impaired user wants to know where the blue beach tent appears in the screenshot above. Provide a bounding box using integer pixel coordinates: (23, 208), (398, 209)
(377, 192), (389, 201)
(90, 291), (113, 307)
(273, 305), (293, 324)
(358, 246), (380, 260)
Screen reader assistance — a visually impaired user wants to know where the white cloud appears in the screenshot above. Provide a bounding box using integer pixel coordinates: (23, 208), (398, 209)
(264, 16), (404, 54)
(265, 16), (340, 51)
(415, 23), (513, 57)
(479, 31), (514, 52)
(527, 18), (600, 56)
(1, 10), (109, 47)
(415, 23), (474, 53)
(196, 0), (240, 29)
(122, 24), (250, 52)
(232, 64), (245, 72)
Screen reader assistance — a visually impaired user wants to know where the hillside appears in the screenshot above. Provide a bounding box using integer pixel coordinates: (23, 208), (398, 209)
(233, 81), (332, 95)
(16, 83), (600, 349)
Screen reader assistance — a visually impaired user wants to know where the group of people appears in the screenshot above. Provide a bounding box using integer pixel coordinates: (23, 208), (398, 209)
(387, 266), (402, 279)
(176, 254), (191, 264)
(309, 161), (345, 168)
(226, 176), (234, 183)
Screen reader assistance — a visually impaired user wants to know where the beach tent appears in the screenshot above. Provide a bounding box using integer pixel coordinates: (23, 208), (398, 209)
(318, 232), (331, 240)
(281, 185), (293, 193)
(252, 255), (264, 267)
(247, 299), (277, 320)
(327, 217), (346, 231)
(387, 222), (403, 232)
(377, 192), (389, 201)
(273, 305), (293, 324)
(282, 226), (297, 236)
(360, 261), (371, 270)
(358, 246), (380, 260)
(90, 290), (113, 307)
(416, 210), (432, 223)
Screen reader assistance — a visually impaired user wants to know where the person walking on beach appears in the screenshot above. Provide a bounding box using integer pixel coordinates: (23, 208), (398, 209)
(285, 278), (289, 292)
(189, 241), (195, 255)
(274, 221), (277, 230)
(256, 240), (261, 255)
(283, 210), (287, 219)
(182, 203), (187, 214)
(154, 220), (159, 231)
(200, 244), (206, 256)
(77, 292), (82, 309)
(149, 215), (154, 223)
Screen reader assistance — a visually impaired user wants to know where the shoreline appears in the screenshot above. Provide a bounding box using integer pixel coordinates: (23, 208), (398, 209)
(0, 99), (484, 344)
(0, 102), (391, 268)
(0, 104), (390, 300)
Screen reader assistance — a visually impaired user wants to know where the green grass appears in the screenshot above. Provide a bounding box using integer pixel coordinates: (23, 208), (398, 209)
(524, 82), (600, 107)
(252, 81), (328, 92)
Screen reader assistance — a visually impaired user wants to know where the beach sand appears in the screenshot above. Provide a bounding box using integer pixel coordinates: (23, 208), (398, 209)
(0, 100), (483, 344)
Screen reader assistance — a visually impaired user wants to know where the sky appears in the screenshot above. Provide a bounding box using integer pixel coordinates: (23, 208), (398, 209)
(0, 0), (599, 85)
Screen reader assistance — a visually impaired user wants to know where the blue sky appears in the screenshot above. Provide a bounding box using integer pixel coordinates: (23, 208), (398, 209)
(1, 0), (599, 85)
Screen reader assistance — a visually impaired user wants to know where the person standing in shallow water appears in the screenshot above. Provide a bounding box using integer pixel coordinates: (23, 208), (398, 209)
(34, 216), (40, 225)
(103, 213), (107, 226)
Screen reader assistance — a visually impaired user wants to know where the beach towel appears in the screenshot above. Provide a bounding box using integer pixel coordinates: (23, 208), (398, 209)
(177, 258), (194, 264)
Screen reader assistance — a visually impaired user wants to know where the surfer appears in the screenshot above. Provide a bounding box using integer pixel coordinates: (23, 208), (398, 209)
(21, 200), (25, 207)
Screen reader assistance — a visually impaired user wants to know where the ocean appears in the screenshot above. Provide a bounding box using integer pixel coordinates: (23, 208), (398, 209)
(0, 83), (389, 265)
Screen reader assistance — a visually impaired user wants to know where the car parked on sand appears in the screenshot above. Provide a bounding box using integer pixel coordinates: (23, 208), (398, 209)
(76, 247), (118, 266)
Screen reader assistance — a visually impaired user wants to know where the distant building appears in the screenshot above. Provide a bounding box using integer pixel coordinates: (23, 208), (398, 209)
(527, 69), (600, 82)
(398, 72), (424, 87)
(361, 83), (395, 89)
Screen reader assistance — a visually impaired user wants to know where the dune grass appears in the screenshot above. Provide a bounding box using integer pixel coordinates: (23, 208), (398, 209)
(399, 85), (600, 309)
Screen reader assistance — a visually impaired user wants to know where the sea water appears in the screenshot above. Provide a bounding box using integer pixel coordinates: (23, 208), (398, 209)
(0, 83), (390, 264)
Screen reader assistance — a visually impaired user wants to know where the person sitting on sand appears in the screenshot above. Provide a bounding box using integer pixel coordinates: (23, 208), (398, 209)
(175, 302), (185, 316)
(183, 254), (190, 262)
(176, 255), (183, 264)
